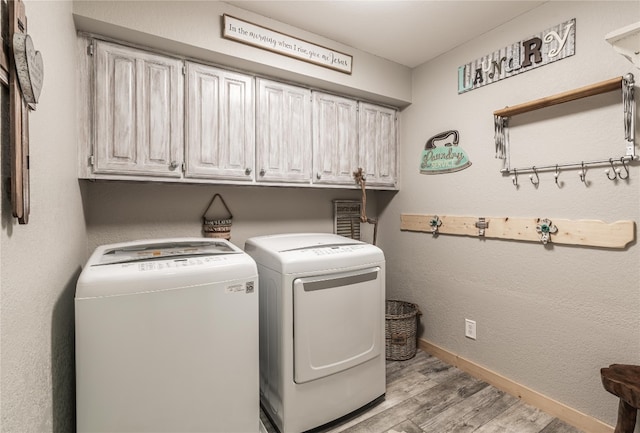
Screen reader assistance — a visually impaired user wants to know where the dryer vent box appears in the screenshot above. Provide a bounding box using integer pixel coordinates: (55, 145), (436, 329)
(333, 200), (361, 240)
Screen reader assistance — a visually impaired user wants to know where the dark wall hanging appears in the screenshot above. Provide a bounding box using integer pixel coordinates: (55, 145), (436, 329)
(2, 0), (44, 224)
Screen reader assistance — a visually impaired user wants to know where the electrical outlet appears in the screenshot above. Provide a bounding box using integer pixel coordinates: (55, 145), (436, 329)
(465, 319), (477, 340)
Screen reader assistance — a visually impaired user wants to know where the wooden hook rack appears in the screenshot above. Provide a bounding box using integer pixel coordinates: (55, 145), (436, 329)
(400, 213), (636, 249)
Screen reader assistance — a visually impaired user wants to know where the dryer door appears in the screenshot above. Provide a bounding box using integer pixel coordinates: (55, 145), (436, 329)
(293, 267), (382, 384)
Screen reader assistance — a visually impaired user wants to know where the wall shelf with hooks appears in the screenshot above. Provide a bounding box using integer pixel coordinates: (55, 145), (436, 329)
(494, 74), (636, 185)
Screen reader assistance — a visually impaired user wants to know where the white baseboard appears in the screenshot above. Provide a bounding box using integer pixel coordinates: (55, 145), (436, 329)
(418, 339), (614, 433)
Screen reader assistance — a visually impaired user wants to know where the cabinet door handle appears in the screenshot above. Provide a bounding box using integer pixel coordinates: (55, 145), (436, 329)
(245, 168), (252, 175)
(316, 172), (322, 180)
(169, 161), (179, 171)
(260, 169), (266, 176)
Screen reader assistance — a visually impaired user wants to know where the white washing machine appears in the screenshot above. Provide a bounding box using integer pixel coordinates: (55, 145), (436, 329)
(75, 238), (260, 433)
(245, 233), (386, 433)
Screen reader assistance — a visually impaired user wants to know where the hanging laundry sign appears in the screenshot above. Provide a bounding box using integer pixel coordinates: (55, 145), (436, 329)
(458, 19), (575, 94)
(419, 130), (472, 174)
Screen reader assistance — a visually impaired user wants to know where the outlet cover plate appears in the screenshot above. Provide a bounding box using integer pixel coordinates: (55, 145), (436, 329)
(465, 319), (477, 340)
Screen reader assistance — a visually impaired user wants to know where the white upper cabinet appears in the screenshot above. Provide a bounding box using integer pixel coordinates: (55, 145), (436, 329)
(82, 37), (398, 189)
(185, 62), (254, 181)
(358, 102), (398, 187)
(93, 40), (184, 177)
(256, 78), (312, 183)
(312, 92), (359, 185)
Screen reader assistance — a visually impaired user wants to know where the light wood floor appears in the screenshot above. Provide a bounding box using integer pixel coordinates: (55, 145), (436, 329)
(260, 350), (584, 433)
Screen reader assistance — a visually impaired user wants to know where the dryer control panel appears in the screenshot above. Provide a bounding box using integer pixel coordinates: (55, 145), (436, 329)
(294, 244), (367, 257)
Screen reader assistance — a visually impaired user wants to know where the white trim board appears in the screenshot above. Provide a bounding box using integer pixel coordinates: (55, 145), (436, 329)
(418, 339), (614, 433)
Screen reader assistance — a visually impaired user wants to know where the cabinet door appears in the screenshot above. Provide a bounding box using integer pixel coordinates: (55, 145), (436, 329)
(256, 79), (311, 183)
(312, 92), (359, 185)
(358, 102), (397, 187)
(93, 41), (183, 177)
(185, 62), (254, 181)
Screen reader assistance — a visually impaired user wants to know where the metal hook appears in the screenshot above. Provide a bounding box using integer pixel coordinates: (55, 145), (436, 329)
(606, 158), (617, 180)
(512, 169), (518, 187)
(529, 166), (539, 186)
(579, 162), (587, 183)
(618, 157), (630, 180)
(554, 165), (562, 188)
(430, 215), (442, 236)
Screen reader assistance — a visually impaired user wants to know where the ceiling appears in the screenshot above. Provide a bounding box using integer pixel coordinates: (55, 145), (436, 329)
(226, 1), (546, 68)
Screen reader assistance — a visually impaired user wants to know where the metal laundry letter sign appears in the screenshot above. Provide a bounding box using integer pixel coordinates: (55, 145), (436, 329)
(458, 19), (575, 94)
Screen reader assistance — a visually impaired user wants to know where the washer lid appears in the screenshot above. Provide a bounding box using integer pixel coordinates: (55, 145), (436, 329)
(96, 240), (239, 266)
(77, 238), (257, 299)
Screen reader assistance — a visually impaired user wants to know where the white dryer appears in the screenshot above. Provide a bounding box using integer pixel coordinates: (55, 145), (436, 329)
(75, 238), (259, 433)
(245, 233), (385, 433)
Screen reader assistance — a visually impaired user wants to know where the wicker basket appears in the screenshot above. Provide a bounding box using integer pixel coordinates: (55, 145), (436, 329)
(385, 300), (420, 361)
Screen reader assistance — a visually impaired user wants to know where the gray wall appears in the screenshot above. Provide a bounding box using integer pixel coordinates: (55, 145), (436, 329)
(377, 1), (639, 429)
(1, 1), (87, 431)
(82, 182), (378, 252)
